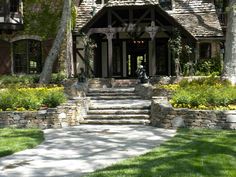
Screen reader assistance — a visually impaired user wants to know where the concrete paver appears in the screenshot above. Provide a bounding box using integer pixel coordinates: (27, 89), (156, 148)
(0, 125), (176, 177)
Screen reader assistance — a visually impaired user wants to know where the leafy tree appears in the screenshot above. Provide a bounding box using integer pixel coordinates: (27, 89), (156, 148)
(39, 0), (72, 84)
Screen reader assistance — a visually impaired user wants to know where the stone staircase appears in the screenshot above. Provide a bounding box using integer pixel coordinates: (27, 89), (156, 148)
(81, 85), (151, 125)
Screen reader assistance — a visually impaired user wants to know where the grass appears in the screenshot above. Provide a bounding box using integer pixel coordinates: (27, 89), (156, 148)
(85, 129), (236, 177)
(0, 128), (44, 157)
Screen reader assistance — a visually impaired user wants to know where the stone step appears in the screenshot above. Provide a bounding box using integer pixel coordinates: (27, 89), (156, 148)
(88, 88), (135, 93)
(88, 96), (142, 100)
(86, 92), (137, 96)
(87, 109), (150, 115)
(112, 79), (138, 87)
(89, 105), (151, 110)
(80, 119), (150, 125)
(85, 114), (150, 119)
(89, 99), (151, 110)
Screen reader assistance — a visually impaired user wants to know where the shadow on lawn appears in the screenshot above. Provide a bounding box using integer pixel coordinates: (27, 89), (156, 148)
(88, 129), (236, 177)
(0, 129), (44, 158)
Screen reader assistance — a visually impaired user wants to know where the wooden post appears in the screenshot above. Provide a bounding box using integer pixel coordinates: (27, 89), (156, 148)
(72, 35), (77, 76)
(195, 41), (200, 63)
(106, 32), (114, 77)
(168, 46), (172, 76)
(107, 9), (113, 78)
(147, 8), (158, 76)
(5, 0), (10, 23)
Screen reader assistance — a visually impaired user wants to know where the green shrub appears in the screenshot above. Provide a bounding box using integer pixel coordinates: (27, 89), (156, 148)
(169, 77), (236, 110)
(0, 73), (67, 88)
(42, 91), (66, 108)
(0, 75), (39, 88)
(50, 72), (66, 84)
(0, 89), (16, 110)
(0, 87), (66, 111)
(195, 56), (223, 76)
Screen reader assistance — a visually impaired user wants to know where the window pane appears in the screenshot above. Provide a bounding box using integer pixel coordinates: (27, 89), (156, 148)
(10, 0), (19, 13)
(200, 43), (212, 59)
(13, 41), (28, 73)
(0, 0), (4, 13)
(96, 0), (102, 4)
(13, 40), (42, 74)
(159, 0), (172, 10)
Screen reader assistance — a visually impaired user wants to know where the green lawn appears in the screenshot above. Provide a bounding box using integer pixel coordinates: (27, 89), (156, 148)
(0, 128), (44, 157)
(85, 129), (236, 177)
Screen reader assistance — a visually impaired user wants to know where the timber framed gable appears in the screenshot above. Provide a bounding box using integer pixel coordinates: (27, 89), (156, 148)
(73, 0), (224, 78)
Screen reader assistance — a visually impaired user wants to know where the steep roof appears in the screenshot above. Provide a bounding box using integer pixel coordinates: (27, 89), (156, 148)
(74, 0), (223, 38)
(106, 0), (159, 6)
(169, 0), (223, 37)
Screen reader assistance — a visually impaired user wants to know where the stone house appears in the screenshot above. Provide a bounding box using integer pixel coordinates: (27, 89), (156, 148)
(0, 0), (70, 75)
(0, 0), (228, 78)
(73, 0), (227, 78)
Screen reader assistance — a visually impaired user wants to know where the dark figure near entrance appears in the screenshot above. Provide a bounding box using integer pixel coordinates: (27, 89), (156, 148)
(78, 68), (86, 83)
(136, 65), (149, 83)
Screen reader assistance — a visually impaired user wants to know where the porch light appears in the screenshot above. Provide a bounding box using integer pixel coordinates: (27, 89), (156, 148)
(133, 40), (144, 44)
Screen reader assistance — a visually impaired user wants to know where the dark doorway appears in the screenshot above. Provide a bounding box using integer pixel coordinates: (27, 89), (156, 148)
(113, 40), (122, 77)
(127, 40), (148, 78)
(156, 39), (169, 75)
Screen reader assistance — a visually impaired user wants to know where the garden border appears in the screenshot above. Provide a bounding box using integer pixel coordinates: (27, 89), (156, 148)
(151, 97), (236, 130)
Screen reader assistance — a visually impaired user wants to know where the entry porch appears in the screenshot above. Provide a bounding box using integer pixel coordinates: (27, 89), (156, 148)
(73, 4), (196, 78)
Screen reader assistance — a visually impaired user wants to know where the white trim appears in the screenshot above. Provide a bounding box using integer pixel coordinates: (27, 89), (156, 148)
(0, 17), (4, 22)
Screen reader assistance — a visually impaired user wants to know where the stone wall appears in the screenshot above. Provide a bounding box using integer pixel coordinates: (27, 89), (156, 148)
(0, 98), (89, 129)
(135, 83), (154, 99)
(151, 97), (236, 130)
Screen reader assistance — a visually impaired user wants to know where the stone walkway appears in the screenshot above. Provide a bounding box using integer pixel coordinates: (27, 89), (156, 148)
(0, 125), (176, 177)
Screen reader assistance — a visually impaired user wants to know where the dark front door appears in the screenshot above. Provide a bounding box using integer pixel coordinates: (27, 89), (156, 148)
(156, 39), (169, 75)
(127, 40), (148, 78)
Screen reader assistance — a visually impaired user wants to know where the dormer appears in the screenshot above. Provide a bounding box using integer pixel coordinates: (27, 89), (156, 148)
(159, 0), (172, 10)
(0, 0), (23, 31)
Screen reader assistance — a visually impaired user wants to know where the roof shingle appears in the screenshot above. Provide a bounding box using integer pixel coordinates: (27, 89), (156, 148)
(74, 0), (223, 38)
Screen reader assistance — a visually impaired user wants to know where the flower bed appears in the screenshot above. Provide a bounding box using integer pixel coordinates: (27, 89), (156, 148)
(161, 77), (236, 110)
(0, 87), (66, 111)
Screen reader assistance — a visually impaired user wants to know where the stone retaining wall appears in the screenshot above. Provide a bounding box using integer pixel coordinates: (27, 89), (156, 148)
(135, 83), (154, 99)
(0, 98), (89, 129)
(151, 97), (236, 130)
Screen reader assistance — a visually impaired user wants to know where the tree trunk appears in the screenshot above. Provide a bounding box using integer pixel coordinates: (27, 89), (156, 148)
(39, 0), (71, 84)
(223, 0), (236, 84)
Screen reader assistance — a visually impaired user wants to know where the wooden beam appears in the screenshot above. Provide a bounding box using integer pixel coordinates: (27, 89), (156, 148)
(129, 8), (133, 24)
(112, 11), (127, 27)
(5, 0), (10, 23)
(72, 35), (77, 75)
(135, 9), (151, 26)
(108, 8), (112, 28)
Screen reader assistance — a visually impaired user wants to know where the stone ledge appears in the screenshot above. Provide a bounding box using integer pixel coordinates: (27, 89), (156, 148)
(151, 97), (236, 130)
(0, 98), (88, 129)
(135, 83), (154, 99)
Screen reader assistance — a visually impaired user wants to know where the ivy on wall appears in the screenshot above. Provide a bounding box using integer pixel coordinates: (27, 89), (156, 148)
(21, 0), (63, 40)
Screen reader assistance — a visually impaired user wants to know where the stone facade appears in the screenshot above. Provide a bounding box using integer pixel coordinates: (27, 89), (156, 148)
(151, 97), (236, 130)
